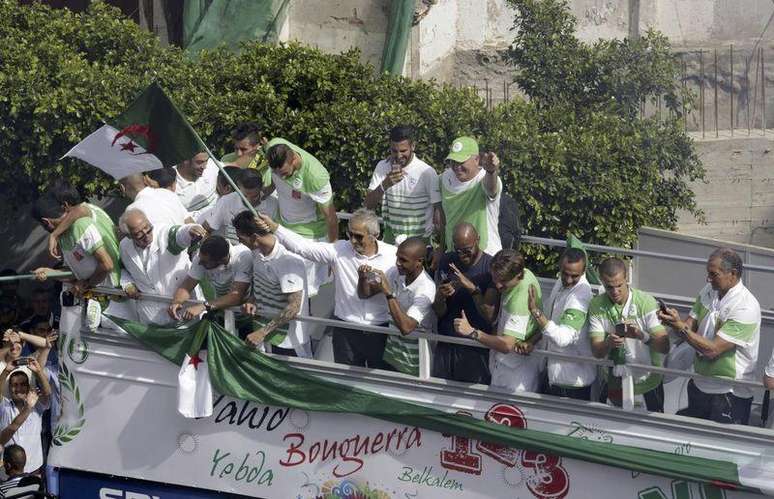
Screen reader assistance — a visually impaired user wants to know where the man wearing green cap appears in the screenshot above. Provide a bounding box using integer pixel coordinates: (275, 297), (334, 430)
(440, 136), (502, 256)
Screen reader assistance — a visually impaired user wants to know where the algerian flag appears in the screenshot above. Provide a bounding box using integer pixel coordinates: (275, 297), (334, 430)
(62, 82), (207, 180)
(176, 319), (212, 418)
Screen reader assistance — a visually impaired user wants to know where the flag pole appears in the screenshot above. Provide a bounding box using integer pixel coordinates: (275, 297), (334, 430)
(159, 84), (259, 217)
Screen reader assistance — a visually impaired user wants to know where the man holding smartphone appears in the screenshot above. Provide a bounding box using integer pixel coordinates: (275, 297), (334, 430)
(432, 223), (494, 384)
(589, 257), (670, 412)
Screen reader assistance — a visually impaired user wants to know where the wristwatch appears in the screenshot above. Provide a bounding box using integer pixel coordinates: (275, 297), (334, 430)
(204, 302), (214, 313)
(531, 309), (543, 320)
(469, 329), (480, 341)
(385, 293), (396, 301)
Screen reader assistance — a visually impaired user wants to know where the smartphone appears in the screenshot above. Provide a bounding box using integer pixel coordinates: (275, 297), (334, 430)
(657, 298), (668, 314)
(14, 358), (31, 367)
(614, 322), (627, 337)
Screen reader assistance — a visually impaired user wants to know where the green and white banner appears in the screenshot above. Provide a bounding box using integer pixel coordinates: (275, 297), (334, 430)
(48, 315), (772, 498)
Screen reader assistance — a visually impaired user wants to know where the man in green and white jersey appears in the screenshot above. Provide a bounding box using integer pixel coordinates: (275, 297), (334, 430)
(527, 248), (596, 400)
(440, 136), (502, 256)
(360, 237), (436, 376)
(168, 235), (252, 321)
(233, 211), (312, 358)
(659, 248), (760, 425)
(265, 138), (338, 296)
(453, 249), (544, 393)
(32, 189), (121, 294)
(589, 257), (670, 412)
(365, 125), (441, 245)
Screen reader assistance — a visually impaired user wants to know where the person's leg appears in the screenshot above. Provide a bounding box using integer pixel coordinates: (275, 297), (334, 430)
(331, 326), (363, 366)
(547, 384), (592, 401)
(454, 345), (492, 384)
(677, 379), (710, 420)
(361, 329), (389, 369)
(270, 345), (298, 357)
(708, 391), (754, 425)
(643, 383), (665, 413)
(431, 342), (454, 380)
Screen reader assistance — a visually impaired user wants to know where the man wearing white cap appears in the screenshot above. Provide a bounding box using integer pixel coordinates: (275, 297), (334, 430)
(440, 136), (503, 256)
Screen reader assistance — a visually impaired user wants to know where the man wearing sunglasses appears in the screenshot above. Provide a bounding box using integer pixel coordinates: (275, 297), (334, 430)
(440, 136), (502, 258)
(255, 208), (397, 368)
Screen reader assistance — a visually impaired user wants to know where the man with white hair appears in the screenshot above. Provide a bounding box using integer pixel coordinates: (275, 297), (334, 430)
(256, 208), (397, 368)
(118, 209), (207, 325)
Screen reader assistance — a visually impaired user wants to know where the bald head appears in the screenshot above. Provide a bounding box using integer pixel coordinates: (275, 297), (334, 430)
(452, 222), (479, 246)
(398, 237), (427, 259)
(119, 173), (148, 200)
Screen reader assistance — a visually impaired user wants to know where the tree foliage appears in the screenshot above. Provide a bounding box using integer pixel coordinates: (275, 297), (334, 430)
(0, 0), (703, 271)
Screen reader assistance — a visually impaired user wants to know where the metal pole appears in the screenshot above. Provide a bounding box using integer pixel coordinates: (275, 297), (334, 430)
(0, 271), (73, 282)
(657, 94), (662, 122)
(714, 48), (719, 137)
(763, 47), (767, 134)
(484, 79), (490, 111)
(731, 43), (734, 136)
(682, 58), (688, 132)
(503, 79), (507, 103)
(700, 49), (705, 138)
(748, 50), (752, 136)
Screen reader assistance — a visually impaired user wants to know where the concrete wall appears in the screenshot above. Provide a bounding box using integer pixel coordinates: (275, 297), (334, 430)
(677, 133), (774, 247)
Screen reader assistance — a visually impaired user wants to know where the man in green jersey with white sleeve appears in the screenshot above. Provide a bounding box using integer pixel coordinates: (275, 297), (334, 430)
(589, 257), (670, 412)
(440, 136), (502, 257)
(265, 138), (338, 297)
(658, 248), (760, 425)
(453, 249), (544, 393)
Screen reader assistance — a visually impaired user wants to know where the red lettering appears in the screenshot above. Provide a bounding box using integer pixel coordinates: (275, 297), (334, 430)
(308, 441), (321, 463)
(476, 403), (526, 467)
(279, 433), (305, 467)
(371, 432), (384, 453)
(353, 435), (370, 456)
(321, 440), (338, 461)
(522, 451), (570, 499)
(440, 411), (482, 475)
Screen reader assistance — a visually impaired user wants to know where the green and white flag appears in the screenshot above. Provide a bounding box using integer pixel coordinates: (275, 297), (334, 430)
(63, 83), (206, 180)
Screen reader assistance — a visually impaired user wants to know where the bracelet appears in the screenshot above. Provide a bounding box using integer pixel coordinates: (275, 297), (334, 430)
(639, 330), (651, 344)
(469, 329), (480, 341)
(531, 309), (543, 320)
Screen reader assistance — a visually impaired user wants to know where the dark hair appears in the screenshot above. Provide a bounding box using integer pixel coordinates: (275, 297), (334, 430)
(598, 257), (627, 279)
(561, 248), (587, 268)
(8, 371), (28, 386)
(709, 247), (744, 277)
(199, 236), (229, 261)
(48, 179), (83, 206)
(231, 122), (261, 144)
(145, 167), (176, 188)
(3, 444), (25, 471)
(232, 210), (268, 237)
(238, 168), (264, 190)
(490, 249), (525, 281)
(31, 194), (65, 221)
(266, 143), (294, 170)
(389, 125), (415, 143)
(217, 166), (242, 187)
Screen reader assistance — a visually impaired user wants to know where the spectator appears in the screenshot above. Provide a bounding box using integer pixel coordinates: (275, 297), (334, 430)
(121, 173), (191, 226)
(202, 168), (278, 246)
(168, 236), (252, 321)
(431, 223), (493, 384)
(19, 288), (58, 335)
(145, 166), (178, 191)
(0, 359), (51, 473)
(527, 248), (596, 400)
(265, 139), (338, 296)
(0, 445), (40, 494)
(589, 257), (670, 412)
(0, 303), (17, 336)
(175, 152), (219, 214)
(658, 248), (760, 424)
(765, 349), (774, 390)
(361, 237), (436, 376)
(0, 271), (23, 318)
(118, 209), (207, 325)
(364, 125), (442, 246)
(31, 193), (121, 296)
(256, 208), (398, 368)
(453, 249), (544, 393)
(440, 136), (502, 257)
(20, 312), (59, 371)
(233, 211), (311, 358)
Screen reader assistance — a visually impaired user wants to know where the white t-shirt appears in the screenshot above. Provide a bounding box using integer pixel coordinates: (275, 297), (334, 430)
(368, 156), (440, 243)
(127, 187), (189, 227)
(252, 240), (310, 355)
(204, 191), (278, 245)
(275, 226), (398, 325)
(765, 350), (774, 378)
(0, 393), (49, 472)
(189, 243), (252, 299)
(541, 275), (596, 388)
(175, 158), (219, 213)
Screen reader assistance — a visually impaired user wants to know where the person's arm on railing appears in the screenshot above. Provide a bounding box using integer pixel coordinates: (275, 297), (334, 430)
(169, 276), (198, 320)
(245, 290), (303, 348)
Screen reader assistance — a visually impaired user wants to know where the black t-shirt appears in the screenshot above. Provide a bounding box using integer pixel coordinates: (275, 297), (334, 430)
(435, 251), (494, 336)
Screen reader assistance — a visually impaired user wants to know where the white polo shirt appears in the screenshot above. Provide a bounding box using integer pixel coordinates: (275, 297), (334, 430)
(0, 392), (50, 472)
(204, 191), (278, 246)
(175, 158), (219, 213)
(275, 226), (397, 325)
(189, 243), (252, 300)
(127, 187), (189, 227)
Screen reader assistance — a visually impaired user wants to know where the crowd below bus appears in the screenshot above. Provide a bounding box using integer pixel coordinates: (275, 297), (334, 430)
(1, 123), (773, 495)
